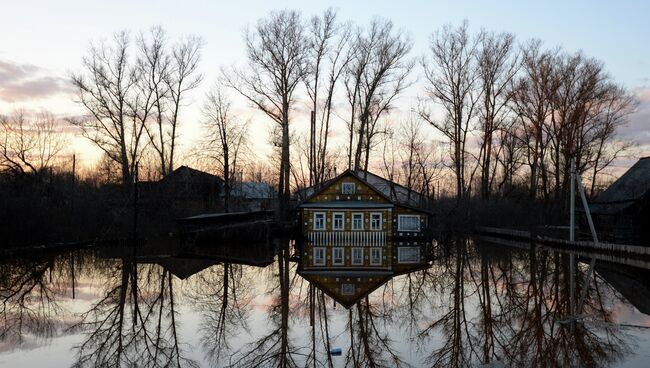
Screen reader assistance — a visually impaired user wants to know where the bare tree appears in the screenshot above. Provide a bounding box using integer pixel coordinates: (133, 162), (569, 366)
(137, 27), (203, 178)
(509, 40), (559, 199)
(70, 31), (146, 185)
(420, 21), (481, 199)
(163, 34), (203, 174)
(476, 30), (519, 199)
(345, 18), (414, 174)
(200, 84), (250, 211)
(303, 8), (353, 185)
(0, 110), (67, 177)
(223, 10), (307, 218)
(71, 28), (201, 184)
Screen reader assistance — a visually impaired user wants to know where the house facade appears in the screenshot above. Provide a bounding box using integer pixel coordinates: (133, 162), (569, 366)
(298, 170), (432, 273)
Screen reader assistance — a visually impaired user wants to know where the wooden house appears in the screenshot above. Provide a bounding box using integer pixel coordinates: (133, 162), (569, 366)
(296, 170), (433, 307)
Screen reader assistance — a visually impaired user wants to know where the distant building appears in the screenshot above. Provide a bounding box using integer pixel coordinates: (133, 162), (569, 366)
(589, 157), (650, 244)
(228, 181), (276, 211)
(296, 169), (433, 303)
(139, 166), (223, 213)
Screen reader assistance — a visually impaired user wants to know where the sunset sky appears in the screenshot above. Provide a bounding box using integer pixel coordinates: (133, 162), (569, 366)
(1, 0), (649, 169)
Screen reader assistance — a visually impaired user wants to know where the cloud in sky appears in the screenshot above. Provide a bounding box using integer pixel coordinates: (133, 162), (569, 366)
(0, 59), (73, 102)
(616, 87), (650, 158)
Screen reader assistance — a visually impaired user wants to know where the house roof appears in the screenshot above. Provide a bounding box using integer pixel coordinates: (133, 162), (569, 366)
(357, 170), (427, 208)
(298, 270), (393, 309)
(161, 165), (223, 184)
(591, 157), (650, 214)
(298, 169), (430, 211)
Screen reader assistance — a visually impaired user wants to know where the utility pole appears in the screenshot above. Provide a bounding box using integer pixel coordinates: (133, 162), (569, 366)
(570, 159), (576, 242)
(133, 162), (139, 254)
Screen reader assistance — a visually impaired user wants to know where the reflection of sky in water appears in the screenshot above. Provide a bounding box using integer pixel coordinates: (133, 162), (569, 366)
(1, 240), (650, 367)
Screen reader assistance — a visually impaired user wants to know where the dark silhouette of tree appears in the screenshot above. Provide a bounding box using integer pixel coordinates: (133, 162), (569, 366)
(223, 10), (307, 220)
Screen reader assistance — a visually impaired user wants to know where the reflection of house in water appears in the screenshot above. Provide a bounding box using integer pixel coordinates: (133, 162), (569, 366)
(588, 157), (650, 244)
(96, 239), (275, 280)
(297, 169), (433, 308)
(297, 242), (433, 308)
(596, 262), (650, 315)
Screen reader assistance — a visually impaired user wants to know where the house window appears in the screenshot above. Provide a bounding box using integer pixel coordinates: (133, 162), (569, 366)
(398, 215), (421, 232)
(398, 247), (420, 263)
(370, 248), (382, 265)
(370, 213), (382, 231)
(352, 213), (363, 230)
(352, 248), (363, 265)
(314, 212), (325, 230)
(313, 247), (325, 265)
(333, 247), (344, 265)
(342, 182), (356, 194)
(341, 283), (355, 295)
(333, 212), (344, 230)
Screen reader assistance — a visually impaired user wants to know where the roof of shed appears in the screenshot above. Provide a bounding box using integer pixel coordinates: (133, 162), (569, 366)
(591, 157), (650, 214)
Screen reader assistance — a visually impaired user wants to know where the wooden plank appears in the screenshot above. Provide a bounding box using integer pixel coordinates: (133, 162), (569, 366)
(476, 226), (650, 256)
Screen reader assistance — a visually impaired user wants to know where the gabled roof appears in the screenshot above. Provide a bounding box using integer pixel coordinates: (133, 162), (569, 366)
(591, 157), (650, 214)
(299, 169), (430, 211)
(135, 256), (219, 280)
(300, 169), (393, 203)
(357, 170), (427, 208)
(298, 270), (392, 309)
(161, 165), (223, 184)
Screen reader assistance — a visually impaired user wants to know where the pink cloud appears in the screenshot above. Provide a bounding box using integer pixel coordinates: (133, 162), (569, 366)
(0, 59), (73, 102)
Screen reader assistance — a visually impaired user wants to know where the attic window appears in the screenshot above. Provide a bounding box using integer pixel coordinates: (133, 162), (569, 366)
(342, 182), (356, 194)
(341, 283), (355, 295)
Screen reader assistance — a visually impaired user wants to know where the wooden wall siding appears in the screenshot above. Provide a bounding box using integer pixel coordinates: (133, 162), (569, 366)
(306, 174), (389, 203)
(303, 209), (392, 232)
(302, 244), (392, 269)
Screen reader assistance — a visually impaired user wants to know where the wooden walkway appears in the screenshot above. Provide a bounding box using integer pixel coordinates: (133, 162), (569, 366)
(476, 226), (650, 256)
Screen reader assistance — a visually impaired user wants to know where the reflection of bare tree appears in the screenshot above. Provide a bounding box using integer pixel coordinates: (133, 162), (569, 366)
(228, 239), (306, 367)
(418, 238), (631, 367)
(344, 296), (410, 368)
(508, 249), (628, 367)
(188, 263), (252, 364)
(419, 239), (473, 367)
(72, 257), (197, 367)
(0, 257), (59, 345)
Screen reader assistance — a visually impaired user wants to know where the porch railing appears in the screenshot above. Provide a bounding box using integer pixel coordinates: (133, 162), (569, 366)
(307, 231), (387, 247)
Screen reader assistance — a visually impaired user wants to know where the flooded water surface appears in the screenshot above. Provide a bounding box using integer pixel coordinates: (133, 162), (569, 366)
(1, 237), (650, 367)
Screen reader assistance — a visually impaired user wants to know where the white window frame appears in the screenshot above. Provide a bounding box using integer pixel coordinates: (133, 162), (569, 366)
(352, 213), (364, 230)
(352, 248), (363, 265)
(332, 212), (344, 231)
(313, 212), (326, 231)
(370, 212), (382, 231)
(341, 182), (356, 194)
(370, 247), (382, 265)
(313, 247), (325, 266)
(398, 215), (421, 232)
(397, 247), (420, 263)
(332, 247), (344, 265)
